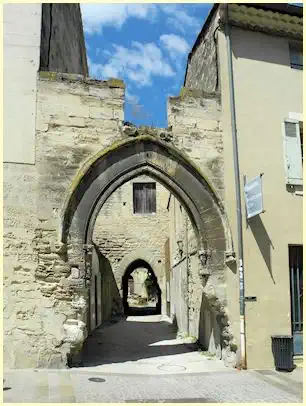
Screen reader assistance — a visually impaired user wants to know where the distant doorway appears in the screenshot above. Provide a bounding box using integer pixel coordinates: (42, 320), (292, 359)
(289, 245), (303, 355)
(122, 259), (161, 316)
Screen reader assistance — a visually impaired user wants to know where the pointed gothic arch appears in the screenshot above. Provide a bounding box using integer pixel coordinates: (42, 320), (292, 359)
(61, 136), (233, 271)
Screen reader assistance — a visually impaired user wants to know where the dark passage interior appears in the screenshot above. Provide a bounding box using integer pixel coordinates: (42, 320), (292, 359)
(122, 259), (162, 316)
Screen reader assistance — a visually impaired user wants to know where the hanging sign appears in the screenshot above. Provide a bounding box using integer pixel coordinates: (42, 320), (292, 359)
(244, 174), (264, 219)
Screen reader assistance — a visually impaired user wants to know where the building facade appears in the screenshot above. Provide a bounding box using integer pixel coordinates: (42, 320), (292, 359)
(3, 3), (302, 370)
(184, 3), (303, 368)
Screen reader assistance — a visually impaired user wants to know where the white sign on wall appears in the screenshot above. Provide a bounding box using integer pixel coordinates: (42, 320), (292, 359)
(244, 175), (264, 219)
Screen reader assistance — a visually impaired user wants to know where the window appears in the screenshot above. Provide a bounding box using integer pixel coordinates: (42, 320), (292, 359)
(133, 182), (156, 214)
(289, 43), (303, 70)
(299, 121), (303, 164)
(284, 119), (303, 185)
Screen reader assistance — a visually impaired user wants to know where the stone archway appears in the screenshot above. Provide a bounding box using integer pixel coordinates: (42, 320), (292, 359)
(62, 136), (232, 267)
(121, 259), (162, 316)
(61, 135), (235, 364)
(116, 249), (164, 311)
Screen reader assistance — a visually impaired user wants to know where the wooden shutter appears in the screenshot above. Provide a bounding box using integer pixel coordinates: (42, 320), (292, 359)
(133, 183), (156, 213)
(146, 183), (156, 213)
(284, 120), (303, 185)
(133, 183), (145, 213)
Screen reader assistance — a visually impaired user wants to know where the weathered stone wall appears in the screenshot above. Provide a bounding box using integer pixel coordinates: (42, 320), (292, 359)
(184, 8), (220, 93)
(168, 194), (236, 367)
(168, 89), (224, 198)
(40, 4), (88, 75)
(4, 71), (233, 368)
(4, 72), (125, 368)
(92, 174), (171, 290)
(167, 92), (237, 366)
(89, 245), (122, 331)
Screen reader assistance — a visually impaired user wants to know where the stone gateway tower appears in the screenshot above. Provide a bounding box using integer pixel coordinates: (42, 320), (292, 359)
(4, 3), (235, 369)
(5, 3), (301, 370)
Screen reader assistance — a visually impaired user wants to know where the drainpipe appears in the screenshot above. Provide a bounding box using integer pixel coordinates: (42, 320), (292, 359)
(224, 4), (247, 369)
(185, 211), (189, 335)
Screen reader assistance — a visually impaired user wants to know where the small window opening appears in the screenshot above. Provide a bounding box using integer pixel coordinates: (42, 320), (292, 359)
(289, 43), (303, 70)
(133, 182), (156, 214)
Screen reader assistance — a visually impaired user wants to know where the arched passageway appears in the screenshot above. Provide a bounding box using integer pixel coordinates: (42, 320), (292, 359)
(61, 136), (236, 367)
(122, 259), (162, 316)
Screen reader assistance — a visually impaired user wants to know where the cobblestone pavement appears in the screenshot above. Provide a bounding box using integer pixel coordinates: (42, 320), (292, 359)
(3, 368), (303, 402)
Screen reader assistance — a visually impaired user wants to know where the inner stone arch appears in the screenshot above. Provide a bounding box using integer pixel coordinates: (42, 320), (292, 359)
(121, 259), (162, 316)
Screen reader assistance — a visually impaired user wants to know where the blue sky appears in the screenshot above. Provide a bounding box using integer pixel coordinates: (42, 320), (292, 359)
(81, 3), (213, 128)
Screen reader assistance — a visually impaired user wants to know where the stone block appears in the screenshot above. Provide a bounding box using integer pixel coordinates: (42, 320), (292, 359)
(89, 86), (123, 99)
(49, 115), (86, 128)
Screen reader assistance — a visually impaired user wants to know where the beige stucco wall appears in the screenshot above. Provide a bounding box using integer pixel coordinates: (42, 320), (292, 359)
(4, 3), (42, 164)
(218, 26), (303, 369)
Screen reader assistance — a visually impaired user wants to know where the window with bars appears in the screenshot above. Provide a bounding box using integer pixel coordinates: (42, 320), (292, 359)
(133, 182), (156, 214)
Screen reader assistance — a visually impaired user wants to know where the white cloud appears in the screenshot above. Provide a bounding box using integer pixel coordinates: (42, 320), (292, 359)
(160, 4), (201, 34)
(125, 88), (140, 105)
(81, 4), (157, 34)
(160, 34), (190, 59)
(87, 57), (103, 79)
(96, 41), (175, 87)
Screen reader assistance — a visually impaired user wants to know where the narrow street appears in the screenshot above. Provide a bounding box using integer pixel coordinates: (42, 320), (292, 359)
(79, 310), (227, 374)
(3, 312), (303, 403)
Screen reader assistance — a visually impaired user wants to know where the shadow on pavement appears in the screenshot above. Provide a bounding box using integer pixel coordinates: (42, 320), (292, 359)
(126, 306), (159, 316)
(79, 313), (198, 367)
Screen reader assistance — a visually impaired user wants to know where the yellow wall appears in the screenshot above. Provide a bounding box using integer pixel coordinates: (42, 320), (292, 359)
(218, 26), (303, 368)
